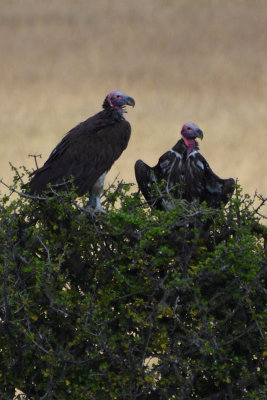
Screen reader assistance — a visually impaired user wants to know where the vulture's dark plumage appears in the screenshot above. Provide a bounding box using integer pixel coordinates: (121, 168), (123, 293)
(135, 122), (234, 210)
(28, 90), (135, 211)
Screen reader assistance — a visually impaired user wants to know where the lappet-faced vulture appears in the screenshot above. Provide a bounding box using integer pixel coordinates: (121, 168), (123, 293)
(28, 90), (135, 211)
(135, 122), (234, 210)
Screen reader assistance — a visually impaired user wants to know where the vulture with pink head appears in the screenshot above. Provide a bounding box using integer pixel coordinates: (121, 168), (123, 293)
(28, 90), (135, 211)
(135, 123), (234, 210)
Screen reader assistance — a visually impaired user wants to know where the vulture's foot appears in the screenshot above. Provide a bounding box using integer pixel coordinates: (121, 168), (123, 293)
(86, 195), (107, 215)
(91, 205), (107, 214)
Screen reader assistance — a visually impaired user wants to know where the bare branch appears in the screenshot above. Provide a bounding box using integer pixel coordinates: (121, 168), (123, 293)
(28, 153), (42, 170)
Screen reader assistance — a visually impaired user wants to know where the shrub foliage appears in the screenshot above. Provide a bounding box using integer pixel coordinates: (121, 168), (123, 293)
(0, 167), (266, 399)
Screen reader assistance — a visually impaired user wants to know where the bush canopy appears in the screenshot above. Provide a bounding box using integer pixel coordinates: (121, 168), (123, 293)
(0, 167), (266, 399)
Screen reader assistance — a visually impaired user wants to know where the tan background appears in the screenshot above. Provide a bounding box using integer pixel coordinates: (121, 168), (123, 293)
(0, 0), (266, 212)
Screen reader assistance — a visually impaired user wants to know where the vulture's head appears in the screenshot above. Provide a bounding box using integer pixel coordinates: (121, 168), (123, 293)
(181, 122), (203, 154)
(104, 90), (135, 116)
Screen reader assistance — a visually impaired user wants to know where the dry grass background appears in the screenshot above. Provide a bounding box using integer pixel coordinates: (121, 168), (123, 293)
(0, 0), (266, 213)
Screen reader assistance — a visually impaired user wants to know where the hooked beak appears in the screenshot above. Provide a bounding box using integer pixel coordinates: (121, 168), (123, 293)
(195, 128), (204, 140)
(125, 96), (135, 107)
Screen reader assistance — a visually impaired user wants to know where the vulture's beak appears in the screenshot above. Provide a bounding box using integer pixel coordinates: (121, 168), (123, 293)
(195, 128), (204, 140)
(125, 96), (135, 107)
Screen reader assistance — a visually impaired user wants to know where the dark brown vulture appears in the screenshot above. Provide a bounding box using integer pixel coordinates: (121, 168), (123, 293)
(135, 122), (234, 210)
(28, 90), (135, 211)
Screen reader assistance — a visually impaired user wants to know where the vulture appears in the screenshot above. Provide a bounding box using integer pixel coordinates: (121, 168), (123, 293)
(135, 122), (234, 210)
(28, 90), (135, 211)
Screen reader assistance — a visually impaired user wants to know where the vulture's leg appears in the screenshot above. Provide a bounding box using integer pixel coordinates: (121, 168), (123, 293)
(88, 172), (107, 213)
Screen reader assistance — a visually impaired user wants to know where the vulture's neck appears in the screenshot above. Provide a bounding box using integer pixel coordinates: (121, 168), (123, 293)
(172, 138), (200, 157)
(102, 97), (124, 121)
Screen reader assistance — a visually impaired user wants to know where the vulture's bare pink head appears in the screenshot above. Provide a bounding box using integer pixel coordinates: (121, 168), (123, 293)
(107, 90), (135, 114)
(181, 122), (203, 154)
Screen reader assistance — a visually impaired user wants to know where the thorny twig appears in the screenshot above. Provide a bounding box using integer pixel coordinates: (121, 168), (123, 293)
(0, 178), (49, 201)
(253, 191), (267, 219)
(28, 153), (42, 170)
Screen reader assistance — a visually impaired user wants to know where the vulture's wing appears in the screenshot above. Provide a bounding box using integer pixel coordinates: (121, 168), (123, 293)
(184, 151), (235, 207)
(29, 116), (131, 195)
(154, 149), (184, 195)
(135, 159), (157, 206)
(135, 147), (185, 210)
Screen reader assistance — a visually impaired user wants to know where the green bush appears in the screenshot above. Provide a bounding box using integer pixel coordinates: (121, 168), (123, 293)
(0, 167), (266, 399)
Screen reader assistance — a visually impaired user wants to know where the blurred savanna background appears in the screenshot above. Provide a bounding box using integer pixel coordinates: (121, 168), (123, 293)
(0, 0), (266, 212)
